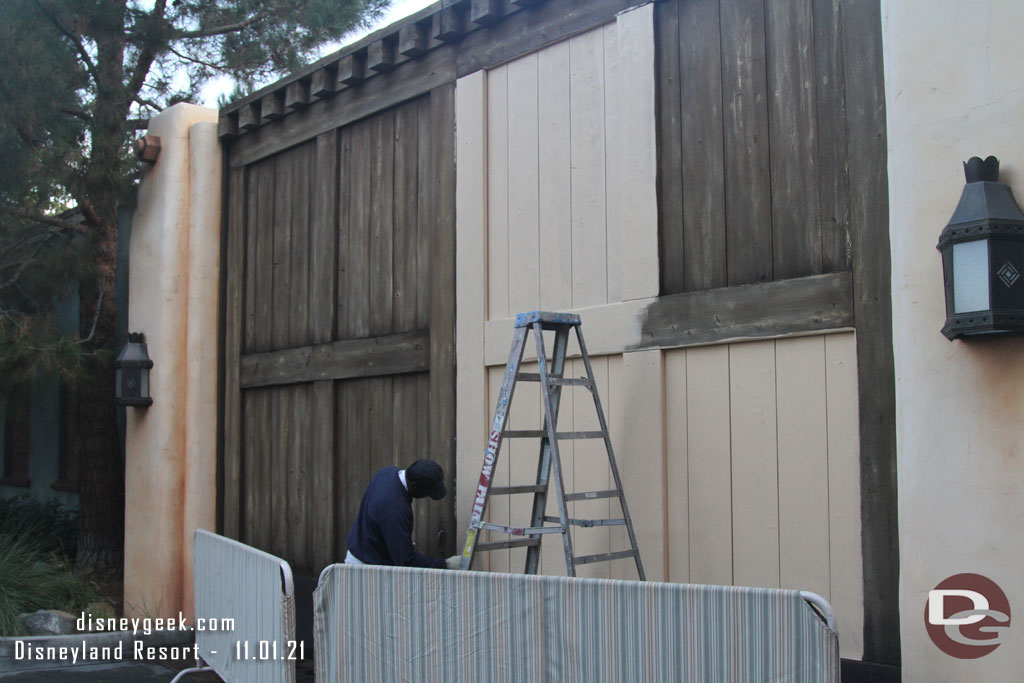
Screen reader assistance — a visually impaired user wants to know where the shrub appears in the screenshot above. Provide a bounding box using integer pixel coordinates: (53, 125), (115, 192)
(0, 495), (79, 559)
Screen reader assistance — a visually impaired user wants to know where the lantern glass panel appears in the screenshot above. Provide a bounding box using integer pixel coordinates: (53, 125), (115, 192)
(140, 368), (149, 398)
(115, 367), (123, 398)
(953, 239), (990, 313)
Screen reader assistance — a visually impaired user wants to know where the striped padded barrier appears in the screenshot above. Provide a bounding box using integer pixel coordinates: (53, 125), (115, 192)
(313, 564), (838, 682)
(175, 529), (296, 683)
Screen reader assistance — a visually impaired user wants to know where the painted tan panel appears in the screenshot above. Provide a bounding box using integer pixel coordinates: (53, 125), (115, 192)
(607, 4), (659, 302)
(572, 356), (610, 578)
(685, 344), (733, 584)
(506, 53), (540, 314)
(729, 340), (780, 588)
(775, 336), (831, 597)
(486, 65), (509, 320)
(484, 363), (508, 572)
(508, 360), (541, 572)
(540, 354), (574, 577)
(664, 349), (689, 583)
(825, 332), (864, 660)
(610, 350), (665, 581)
(537, 41), (573, 312)
(455, 72), (489, 546)
(569, 27), (608, 308)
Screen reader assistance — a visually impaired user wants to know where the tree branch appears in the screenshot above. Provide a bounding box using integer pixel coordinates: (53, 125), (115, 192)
(125, 0), (168, 101)
(9, 209), (88, 235)
(61, 107), (92, 122)
(126, 118), (150, 130)
(76, 289), (103, 345)
(171, 12), (267, 40)
(36, 1), (100, 84)
(166, 44), (229, 72)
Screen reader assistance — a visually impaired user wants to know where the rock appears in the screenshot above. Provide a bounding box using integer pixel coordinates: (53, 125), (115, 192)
(84, 601), (116, 621)
(17, 609), (78, 636)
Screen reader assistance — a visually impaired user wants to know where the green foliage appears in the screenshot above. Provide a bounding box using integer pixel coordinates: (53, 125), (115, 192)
(0, 498), (94, 636)
(0, 495), (80, 559)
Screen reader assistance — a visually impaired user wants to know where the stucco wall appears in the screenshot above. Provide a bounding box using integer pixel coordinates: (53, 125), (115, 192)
(883, 1), (1024, 678)
(124, 104), (221, 619)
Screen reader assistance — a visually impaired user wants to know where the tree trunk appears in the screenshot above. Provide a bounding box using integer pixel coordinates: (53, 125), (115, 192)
(73, 214), (124, 579)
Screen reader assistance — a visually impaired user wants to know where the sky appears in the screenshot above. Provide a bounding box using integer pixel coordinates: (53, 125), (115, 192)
(199, 0), (435, 107)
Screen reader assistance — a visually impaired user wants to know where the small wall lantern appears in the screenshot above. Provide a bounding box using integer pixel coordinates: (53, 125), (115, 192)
(937, 156), (1024, 339)
(115, 332), (153, 406)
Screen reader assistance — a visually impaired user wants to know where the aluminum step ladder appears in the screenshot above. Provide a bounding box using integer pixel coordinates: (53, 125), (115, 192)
(458, 311), (645, 579)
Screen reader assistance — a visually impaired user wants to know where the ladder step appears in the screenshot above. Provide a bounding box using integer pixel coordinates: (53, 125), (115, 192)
(564, 490), (618, 502)
(479, 522), (565, 536)
(503, 430), (606, 439)
(572, 549), (638, 566)
(543, 516), (626, 528)
(514, 373), (590, 387)
(475, 538), (541, 552)
(491, 484), (547, 495)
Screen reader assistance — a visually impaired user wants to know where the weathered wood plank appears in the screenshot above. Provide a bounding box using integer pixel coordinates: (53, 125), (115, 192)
(415, 97), (432, 330)
(240, 329), (431, 388)
(222, 167), (245, 539)
(272, 386), (291, 560)
(310, 379), (335, 569)
(766, 0), (821, 279)
(254, 161), (275, 352)
(428, 82), (457, 557)
(271, 153), (292, 350)
(814, 0), (851, 273)
(636, 271), (853, 351)
(369, 112), (395, 336)
(347, 118), (372, 339)
(336, 127), (353, 339)
(288, 143), (311, 347)
(720, 0), (773, 286)
(230, 47), (455, 168)
(241, 391), (256, 545)
(654, 0), (684, 295)
(842, 0), (898, 664)
(310, 131), (338, 343)
(393, 100), (421, 333)
(287, 385), (307, 568)
(680, 0), (727, 291)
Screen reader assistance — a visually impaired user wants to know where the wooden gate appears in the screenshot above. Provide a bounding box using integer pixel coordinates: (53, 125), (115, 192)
(219, 87), (455, 574)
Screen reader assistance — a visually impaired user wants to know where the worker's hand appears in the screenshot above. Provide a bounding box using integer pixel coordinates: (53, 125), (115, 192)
(445, 554), (463, 570)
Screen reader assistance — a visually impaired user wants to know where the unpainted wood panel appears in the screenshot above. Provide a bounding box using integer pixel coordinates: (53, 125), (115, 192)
(569, 27), (608, 308)
(393, 101), (421, 333)
(287, 143), (312, 347)
(824, 332), (864, 659)
(254, 161), (276, 352)
(655, 0), (685, 296)
(766, 0), (822, 280)
(679, 0), (727, 292)
(537, 41), (573, 312)
(310, 131), (338, 343)
(685, 344), (733, 584)
(720, 0), (773, 286)
(663, 349), (689, 582)
(728, 340), (780, 588)
(610, 350), (664, 581)
(506, 52), (541, 315)
(572, 355), (609, 579)
(775, 336), (830, 597)
(309, 380), (335, 571)
(343, 119), (373, 339)
(813, 0), (851, 273)
(223, 167), (245, 539)
(486, 66), (510, 321)
(415, 97), (433, 331)
(369, 113), (396, 337)
(287, 384), (309, 568)
(271, 154), (293, 350)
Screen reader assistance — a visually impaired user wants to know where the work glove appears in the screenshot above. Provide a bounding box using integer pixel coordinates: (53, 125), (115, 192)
(445, 554), (462, 570)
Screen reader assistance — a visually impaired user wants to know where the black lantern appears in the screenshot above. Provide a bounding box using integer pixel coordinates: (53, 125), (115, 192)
(937, 156), (1024, 340)
(115, 332), (153, 406)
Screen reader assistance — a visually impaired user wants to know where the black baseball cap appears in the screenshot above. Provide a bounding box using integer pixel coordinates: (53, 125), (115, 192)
(405, 459), (446, 500)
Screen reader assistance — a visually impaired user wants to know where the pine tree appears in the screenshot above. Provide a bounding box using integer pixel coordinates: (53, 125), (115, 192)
(0, 0), (390, 577)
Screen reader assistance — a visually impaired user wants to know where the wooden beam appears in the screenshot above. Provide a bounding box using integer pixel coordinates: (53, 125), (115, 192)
(260, 92), (284, 122)
(635, 272), (854, 351)
(229, 47), (454, 168)
(237, 102), (259, 131)
(337, 52), (366, 86)
(217, 111), (239, 139)
(285, 79), (311, 109)
(471, 0), (504, 26)
(310, 66), (337, 99)
(239, 329), (430, 388)
(399, 21), (429, 57)
(368, 39), (396, 72)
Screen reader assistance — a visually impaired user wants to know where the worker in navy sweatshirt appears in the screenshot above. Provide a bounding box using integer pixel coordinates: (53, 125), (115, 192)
(345, 459), (461, 569)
